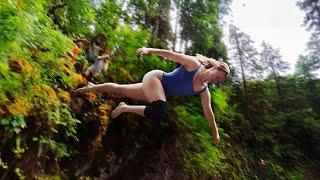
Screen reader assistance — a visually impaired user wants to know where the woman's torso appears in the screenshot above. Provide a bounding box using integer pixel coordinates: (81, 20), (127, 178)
(161, 63), (207, 97)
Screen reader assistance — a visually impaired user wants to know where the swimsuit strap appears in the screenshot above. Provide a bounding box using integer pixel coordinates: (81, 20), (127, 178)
(197, 85), (208, 94)
(193, 63), (202, 72)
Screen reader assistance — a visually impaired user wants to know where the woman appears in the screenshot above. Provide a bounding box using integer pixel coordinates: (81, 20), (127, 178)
(84, 54), (111, 78)
(75, 47), (230, 145)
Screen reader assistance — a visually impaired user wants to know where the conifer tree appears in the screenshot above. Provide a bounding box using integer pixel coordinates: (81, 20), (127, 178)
(126, 0), (173, 48)
(260, 41), (289, 99)
(297, 0), (320, 33)
(179, 0), (227, 59)
(228, 25), (262, 103)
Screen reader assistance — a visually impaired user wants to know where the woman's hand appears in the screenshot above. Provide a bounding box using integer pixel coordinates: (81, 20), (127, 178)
(136, 47), (150, 56)
(212, 131), (220, 145)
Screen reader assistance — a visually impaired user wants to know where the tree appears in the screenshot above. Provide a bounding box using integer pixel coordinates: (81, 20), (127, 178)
(219, 0), (232, 17)
(295, 33), (320, 112)
(295, 32), (320, 78)
(306, 33), (320, 68)
(149, 0), (173, 48)
(228, 25), (262, 104)
(295, 55), (316, 79)
(125, 0), (173, 48)
(260, 41), (289, 100)
(297, 0), (320, 33)
(95, 0), (122, 39)
(172, 0), (181, 52)
(179, 0), (227, 59)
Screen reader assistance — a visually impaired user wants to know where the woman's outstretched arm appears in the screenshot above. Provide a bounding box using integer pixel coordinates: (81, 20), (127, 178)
(137, 47), (199, 70)
(200, 89), (220, 145)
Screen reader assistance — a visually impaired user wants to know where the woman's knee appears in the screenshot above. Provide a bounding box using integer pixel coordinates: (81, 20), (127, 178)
(144, 100), (168, 120)
(142, 70), (166, 102)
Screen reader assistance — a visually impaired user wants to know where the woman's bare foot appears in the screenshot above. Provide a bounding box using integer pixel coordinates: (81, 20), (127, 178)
(75, 82), (95, 93)
(111, 102), (127, 119)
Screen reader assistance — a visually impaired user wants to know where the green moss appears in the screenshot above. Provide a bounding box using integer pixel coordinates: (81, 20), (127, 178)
(0, 114), (26, 134)
(174, 105), (226, 177)
(288, 170), (305, 180)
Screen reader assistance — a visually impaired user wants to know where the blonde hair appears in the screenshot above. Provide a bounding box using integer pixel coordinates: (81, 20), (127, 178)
(196, 54), (230, 75)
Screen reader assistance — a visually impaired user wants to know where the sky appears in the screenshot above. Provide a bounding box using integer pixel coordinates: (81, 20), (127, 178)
(223, 0), (312, 74)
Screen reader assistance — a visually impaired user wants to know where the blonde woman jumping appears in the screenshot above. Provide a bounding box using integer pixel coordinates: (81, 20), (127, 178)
(76, 47), (230, 145)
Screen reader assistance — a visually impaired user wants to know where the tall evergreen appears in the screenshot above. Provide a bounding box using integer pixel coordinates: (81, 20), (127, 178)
(172, 0), (181, 52)
(297, 0), (320, 33)
(228, 25), (261, 104)
(296, 0), (320, 113)
(295, 33), (320, 79)
(306, 33), (320, 69)
(218, 0), (232, 17)
(179, 0), (227, 59)
(295, 55), (316, 79)
(260, 41), (289, 100)
(126, 0), (172, 48)
(295, 33), (320, 112)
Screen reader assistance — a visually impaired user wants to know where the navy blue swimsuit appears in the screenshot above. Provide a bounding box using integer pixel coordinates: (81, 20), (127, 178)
(161, 63), (208, 97)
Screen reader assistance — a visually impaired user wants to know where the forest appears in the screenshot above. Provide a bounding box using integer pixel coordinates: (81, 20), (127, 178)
(0, 0), (319, 179)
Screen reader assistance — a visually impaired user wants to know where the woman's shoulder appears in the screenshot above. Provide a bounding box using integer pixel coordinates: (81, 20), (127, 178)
(184, 61), (201, 72)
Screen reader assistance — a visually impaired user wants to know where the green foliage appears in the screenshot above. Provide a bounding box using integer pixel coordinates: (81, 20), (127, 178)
(260, 41), (289, 78)
(95, 0), (122, 39)
(14, 167), (25, 179)
(125, 0), (173, 48)
(228, 24), (261, 80)
(0, 0), (319, 179)
(37, 54), (77, 89)
(52, 103), (81, 140)
(0, 114), (26, 134)
(106, 25), (175, 82)
(33, 137), (70, 158)
(232, 76), (320, 178)
(180, 0), (227, 59)
(295, 33), (320, 79)
(0, 73), (21, 104)
(288, 170), (304, 179)
(46, 0), (95, 36)
(0, 1), (27, 59)
(0, 1), (92, 177)
(30, 28), (73, 57)
(174, 105), (225, 177)
(212, 88), (229, 115)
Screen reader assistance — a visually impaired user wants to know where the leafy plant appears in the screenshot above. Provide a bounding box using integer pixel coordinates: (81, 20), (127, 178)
(0, 114), (26, 134)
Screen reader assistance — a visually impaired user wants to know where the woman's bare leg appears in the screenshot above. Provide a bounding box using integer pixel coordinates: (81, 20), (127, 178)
(141, 70), (167, 145)
(76, 70), (166, 121)
(110, 102), (146, 118)
(141, 70), (166, 102)
(110, 70), (166, 119)
(75, 82), (147, 102)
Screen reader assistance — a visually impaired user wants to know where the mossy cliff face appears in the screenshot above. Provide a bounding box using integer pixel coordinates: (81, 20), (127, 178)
(1, 55), (319, 179)
(1, 0), (319, 179)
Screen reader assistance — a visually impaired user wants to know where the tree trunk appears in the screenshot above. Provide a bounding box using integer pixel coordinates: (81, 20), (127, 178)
(264, 43), (283, 100)
(149, 0), (163, 47)
(235, 33), (248, 105)
(173, 1), (180, 51)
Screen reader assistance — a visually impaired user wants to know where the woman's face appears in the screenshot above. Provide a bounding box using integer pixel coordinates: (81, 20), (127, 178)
(207, 68), (227, 85)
